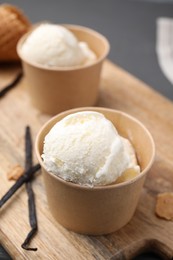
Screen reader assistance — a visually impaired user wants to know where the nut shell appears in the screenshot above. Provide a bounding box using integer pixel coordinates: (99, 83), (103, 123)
(0, 4), (31, 62)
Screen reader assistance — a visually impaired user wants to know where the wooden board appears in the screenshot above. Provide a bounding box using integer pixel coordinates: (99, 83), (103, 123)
(0, 60), (173, 259)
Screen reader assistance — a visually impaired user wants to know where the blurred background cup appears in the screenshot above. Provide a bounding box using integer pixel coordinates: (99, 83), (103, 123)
(35, 107), (155, 235)
(17, 25), (110, 115)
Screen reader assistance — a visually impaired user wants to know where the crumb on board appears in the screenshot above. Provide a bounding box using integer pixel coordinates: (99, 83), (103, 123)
(7, 164), (24, 181)
(155, 192), (173, 220)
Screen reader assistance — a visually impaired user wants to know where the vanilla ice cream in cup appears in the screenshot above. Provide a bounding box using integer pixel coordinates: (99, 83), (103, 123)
(35, 107), (155, 235)
(17, 23), (110, 115)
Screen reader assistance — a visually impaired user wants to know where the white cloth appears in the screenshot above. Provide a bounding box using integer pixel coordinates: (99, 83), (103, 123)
(156, 17), (173, 84)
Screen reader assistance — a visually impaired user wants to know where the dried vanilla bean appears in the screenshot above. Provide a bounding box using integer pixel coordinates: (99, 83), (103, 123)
(0, 71), (23, 98)
(21, 126), (38, 251)
(0, 164), (40, 208)
(21, 182), (38, 251)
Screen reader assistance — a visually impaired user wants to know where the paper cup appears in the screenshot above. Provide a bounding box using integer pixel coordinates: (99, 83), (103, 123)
(35, 107), (155, 235)
(17, 25), (110, 115)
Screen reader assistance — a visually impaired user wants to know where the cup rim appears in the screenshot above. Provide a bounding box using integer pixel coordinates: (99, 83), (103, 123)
(17, 23), (110, 71)
(35, 107), (155, 190)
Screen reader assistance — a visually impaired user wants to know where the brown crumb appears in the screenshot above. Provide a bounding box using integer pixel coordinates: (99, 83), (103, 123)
(7, 164), (24, 181)
(155, 192), (173, 220)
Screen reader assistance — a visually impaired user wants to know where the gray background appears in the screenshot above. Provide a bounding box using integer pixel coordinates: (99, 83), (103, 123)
(1, 0), (173, 98)
(0, 0), (173, 259)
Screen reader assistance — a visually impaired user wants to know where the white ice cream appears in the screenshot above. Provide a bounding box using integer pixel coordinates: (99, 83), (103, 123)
(21, 23), (97, 67)
(42, 111), (140, 186)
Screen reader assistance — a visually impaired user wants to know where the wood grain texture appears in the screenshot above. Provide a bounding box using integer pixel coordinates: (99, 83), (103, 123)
(0, 60), (173, 259)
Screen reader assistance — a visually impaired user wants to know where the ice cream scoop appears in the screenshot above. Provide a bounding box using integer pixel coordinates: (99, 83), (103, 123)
(21, 23), (97, 67)
(42, 111), (140, 186)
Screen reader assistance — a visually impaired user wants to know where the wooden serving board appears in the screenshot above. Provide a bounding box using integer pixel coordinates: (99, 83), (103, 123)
(0, 60), (173, 259)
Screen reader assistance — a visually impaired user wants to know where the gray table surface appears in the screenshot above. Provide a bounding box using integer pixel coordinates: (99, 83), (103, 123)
(1, 0), (173, 99)
(0, 0), (173, 259)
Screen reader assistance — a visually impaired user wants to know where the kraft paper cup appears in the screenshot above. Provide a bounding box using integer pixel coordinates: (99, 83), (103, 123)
(35, 107), (155, 235)
(17, 25), (110, 115)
